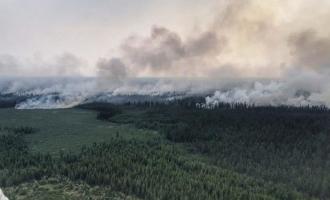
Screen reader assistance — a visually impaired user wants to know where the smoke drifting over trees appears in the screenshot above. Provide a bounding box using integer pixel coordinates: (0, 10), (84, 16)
(1, 0), (330, 108)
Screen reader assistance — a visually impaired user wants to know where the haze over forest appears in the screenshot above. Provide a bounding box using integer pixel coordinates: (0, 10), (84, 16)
(2, 1), (330, 200)
(0, 0), (330, 108)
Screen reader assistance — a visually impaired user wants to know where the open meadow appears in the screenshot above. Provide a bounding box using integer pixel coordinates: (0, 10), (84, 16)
(0, 108), (159, 155)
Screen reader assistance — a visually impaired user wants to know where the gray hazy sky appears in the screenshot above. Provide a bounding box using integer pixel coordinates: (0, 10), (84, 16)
(0, 0), (217, 71)
(1, 0), (329, 78)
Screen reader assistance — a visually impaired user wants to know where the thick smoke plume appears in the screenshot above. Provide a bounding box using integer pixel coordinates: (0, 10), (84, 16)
(90, 0), (330, 108)
(118, 26), (225, 77)
(1, 0), (330, 108)
(289, 30), (330, 71)
(98, 0), (330, 78)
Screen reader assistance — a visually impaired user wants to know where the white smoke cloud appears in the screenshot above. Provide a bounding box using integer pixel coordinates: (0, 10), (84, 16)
(1, 0), (330, 109)
(11, 78), (98, 109)
(205, 70), (330, 107)
(1, 75), (327, 109)
(205, 82), (321, 108)
(0, 77), (240, 109)
(0, 189), (8, 200)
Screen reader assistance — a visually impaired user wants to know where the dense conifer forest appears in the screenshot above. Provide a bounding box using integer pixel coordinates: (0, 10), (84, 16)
(1, 99), (330, 199)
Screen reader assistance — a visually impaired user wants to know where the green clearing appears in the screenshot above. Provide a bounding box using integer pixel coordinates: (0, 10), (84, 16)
(0, 108), (159, 155)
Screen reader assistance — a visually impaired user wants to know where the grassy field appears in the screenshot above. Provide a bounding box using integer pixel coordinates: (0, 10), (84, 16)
(0, 108), (159, 155)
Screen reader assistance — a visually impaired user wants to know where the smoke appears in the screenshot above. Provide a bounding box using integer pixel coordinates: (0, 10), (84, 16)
(10, 78), (98, 109)
(97, 58), (127, 82)
(0, 53), (87, 77)
(1, 0), (330, 109)
(90, 0), (330, 108)
(96, 0), (330, 78)
(0, 189), (8, 200)
(195, 0), (330, 107)
(289, 30), (330, 71)
(96, 58), (128, 91)
(118, 26), (225, 77)
(0, 54), (20, 76)
(0, 77), (221, 109)
(205, 80), (327, 108)
(47, 53), (86, 76)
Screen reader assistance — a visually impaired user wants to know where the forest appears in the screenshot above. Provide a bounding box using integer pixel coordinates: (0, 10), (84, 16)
(1, 99), (330, 199)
